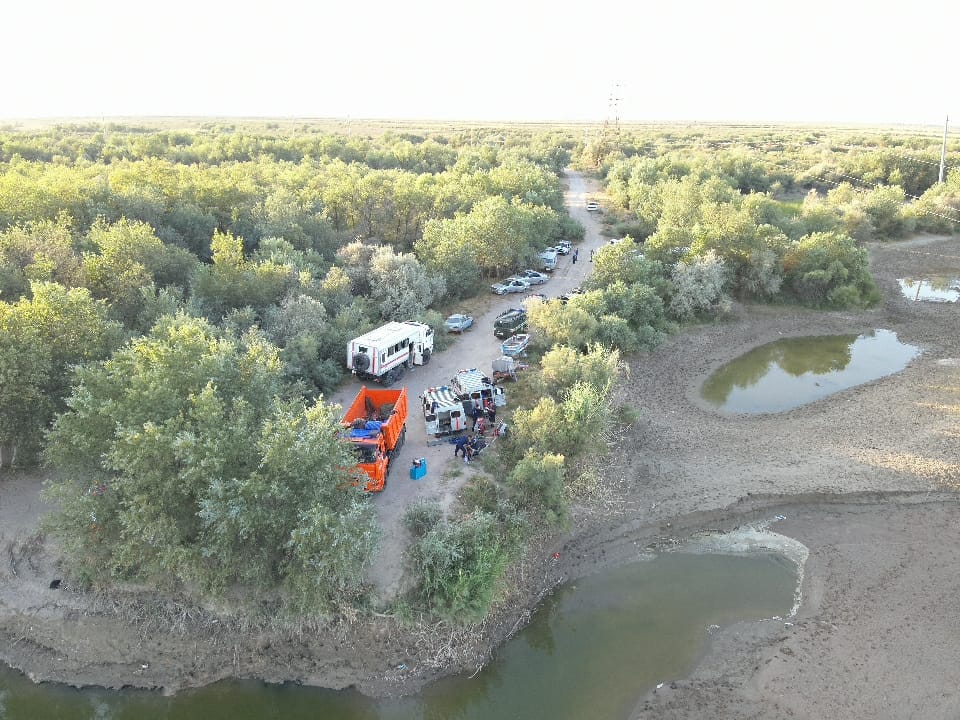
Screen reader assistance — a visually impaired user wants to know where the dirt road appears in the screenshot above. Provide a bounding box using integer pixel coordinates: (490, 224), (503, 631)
(327, 170), (607, 602)
(2, 190), (958, 713)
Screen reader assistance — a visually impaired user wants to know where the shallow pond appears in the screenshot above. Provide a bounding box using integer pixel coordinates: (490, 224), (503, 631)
(0, 552), (797, 720)
(701, 329), (921, 414)
(898, 277), (960, 303)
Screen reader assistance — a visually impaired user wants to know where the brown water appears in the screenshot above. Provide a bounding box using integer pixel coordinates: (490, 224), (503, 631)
(0, 552), (796, 720)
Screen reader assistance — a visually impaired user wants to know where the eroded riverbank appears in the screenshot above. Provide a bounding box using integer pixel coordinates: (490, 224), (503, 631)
(1, 235), (959, 714)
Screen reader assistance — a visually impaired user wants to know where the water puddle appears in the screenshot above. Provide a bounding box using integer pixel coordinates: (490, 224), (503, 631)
(0, 542), (799, 720)
(898, 277), (960, 303)
(701, 329), (921, 413)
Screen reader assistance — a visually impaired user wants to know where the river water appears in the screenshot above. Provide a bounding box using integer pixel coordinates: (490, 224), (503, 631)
(0, 550), (797, 720)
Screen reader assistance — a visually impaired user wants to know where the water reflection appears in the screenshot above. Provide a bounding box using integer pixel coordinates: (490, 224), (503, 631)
(898, 277), (960, 303)
(702, 329), (920, 413)
(0, 554), (796, 720)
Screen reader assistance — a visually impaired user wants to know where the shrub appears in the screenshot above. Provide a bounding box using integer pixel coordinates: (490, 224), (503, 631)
(403, 499), (444, 537)
(669, 250), (732, 320)
(409, 511), (509, 622)
(539, 343), (621, 398)
(782, 231), (880, 308)
(507, 450), (567, 525)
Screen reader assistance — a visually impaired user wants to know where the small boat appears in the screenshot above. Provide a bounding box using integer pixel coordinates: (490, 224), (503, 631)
(500, 333), (531, 357)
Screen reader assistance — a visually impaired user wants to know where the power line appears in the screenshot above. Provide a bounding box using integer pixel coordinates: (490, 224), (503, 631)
(766, 157), (960, 226)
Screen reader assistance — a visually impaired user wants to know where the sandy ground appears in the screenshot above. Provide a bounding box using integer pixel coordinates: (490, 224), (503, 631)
(325, 170), (610, 603)
(1, 188), (959, 717)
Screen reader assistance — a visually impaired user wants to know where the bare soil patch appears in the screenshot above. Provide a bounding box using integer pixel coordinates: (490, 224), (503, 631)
(1, 230), (958, 715)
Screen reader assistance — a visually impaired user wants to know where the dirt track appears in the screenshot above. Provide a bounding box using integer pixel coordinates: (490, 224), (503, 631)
(1, 202), (959, 716)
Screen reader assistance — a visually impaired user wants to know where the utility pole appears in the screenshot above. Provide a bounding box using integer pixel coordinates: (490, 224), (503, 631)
(939, 114), (949, 184)
(597, 83), (622, 168)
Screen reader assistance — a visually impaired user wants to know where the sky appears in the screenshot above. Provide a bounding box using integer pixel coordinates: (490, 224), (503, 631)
(1, 0), (955, 127)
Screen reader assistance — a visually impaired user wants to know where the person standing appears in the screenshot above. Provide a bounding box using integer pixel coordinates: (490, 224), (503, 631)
(484, 398), (496, 425)
(573, 249), (578, 264)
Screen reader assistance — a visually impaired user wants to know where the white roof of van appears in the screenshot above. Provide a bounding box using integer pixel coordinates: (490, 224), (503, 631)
(352, 321), (421, 346)
(452, 368), (493, 394)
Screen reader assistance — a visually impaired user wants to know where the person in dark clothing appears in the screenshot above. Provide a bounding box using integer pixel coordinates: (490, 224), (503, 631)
(572, 249), (578, 264)
(484, 398), (496, 424)
(453, 434), (470, 458)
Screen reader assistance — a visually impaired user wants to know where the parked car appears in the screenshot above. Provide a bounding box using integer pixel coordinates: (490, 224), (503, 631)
(538, 248), (559, 271)
(517, 269), (549, 285)
(494, 308), (528, 338)
(586, 201), (600, 212)
(491, 277), (530, 295)
(524, 292), (547, 305)
(443, 313), (474, 333)
(555, 241), (572, 255)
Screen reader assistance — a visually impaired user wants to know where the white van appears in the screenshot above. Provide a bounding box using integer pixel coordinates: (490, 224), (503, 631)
(538, 247), (558, 272)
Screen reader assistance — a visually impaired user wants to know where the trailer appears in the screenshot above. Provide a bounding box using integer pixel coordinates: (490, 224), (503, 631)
(492, 355), (529, 382)
(347, 321), (434, 385)
(341, 386), (408, 492)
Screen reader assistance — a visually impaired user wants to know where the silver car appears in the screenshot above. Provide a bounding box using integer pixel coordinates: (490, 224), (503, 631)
(491, 277), (531, 295)
(517, 269), (549, 285)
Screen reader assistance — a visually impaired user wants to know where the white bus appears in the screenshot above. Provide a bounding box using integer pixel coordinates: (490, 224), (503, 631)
(347, 321), (434, 385)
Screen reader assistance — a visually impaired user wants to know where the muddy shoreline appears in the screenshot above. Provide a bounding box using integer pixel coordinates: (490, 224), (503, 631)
(1, 235), (959, 714)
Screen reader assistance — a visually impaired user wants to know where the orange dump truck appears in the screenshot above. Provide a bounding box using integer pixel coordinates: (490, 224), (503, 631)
(341, 386), (408, 492)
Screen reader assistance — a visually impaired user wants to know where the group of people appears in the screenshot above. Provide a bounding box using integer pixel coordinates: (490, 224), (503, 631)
(452, 397), (497, 463)
(452, 434), (480, 463)
(471, 397), (496, 430)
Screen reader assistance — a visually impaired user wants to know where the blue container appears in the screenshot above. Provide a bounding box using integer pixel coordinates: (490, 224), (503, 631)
(410, 458), (427, 480)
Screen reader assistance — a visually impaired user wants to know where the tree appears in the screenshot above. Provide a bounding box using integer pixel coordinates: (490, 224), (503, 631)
(526, 299), (599, 350)
(669, 250), (731, 320)
(782, 231), (880, 308)
(538, 343), (621, 399)
(508, 382), (611, 461)
(81, 218), (196, 325)
(508, 450), (567, 525)
(0, 216), (81, 300)
(192, 231), (294, 319)
(0, 282), (119, 466)
(44, 313), (377, 611)
(588, 237), (648, 289)
(0, 314), (50, 467)
(367, 246), (446, 320)
(409, 510), (508, 622)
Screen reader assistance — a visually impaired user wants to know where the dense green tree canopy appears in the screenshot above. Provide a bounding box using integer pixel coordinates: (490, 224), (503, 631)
(44, 313), (377, 610)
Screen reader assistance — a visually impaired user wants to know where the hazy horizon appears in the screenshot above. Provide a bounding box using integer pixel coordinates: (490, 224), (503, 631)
(3, 0), (956, 129)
